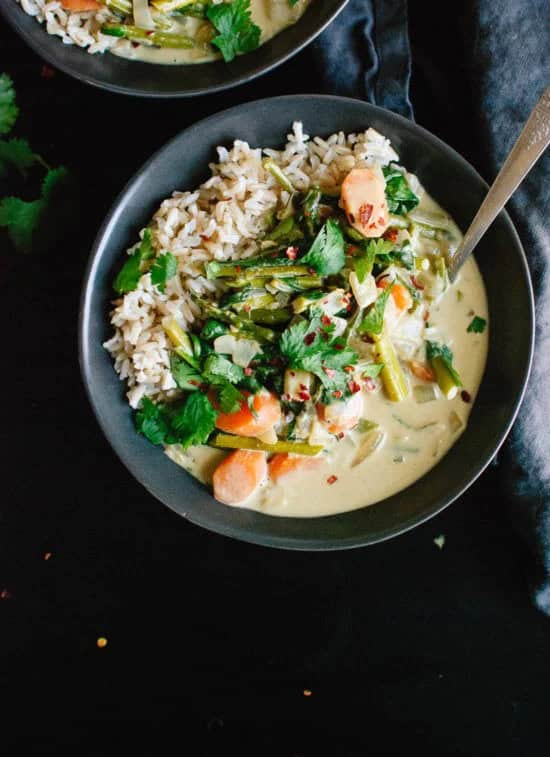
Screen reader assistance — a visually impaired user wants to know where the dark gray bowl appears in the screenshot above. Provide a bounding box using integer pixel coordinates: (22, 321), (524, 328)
(79, 95), (534, 549)
(1, 1), (347, 97)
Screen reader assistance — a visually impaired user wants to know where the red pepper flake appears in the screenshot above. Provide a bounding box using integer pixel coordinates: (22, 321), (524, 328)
(368, 223), (377, 229)
(235, 265), (242, 273)
(364, 377), (376, 392)
(146, 30), (155, 36)
(333, 343), (344, 351)
(1, 589), (11, 600)
(461, 390), (471, 403)
(321, 315), (332, 326)
(336, 432), (345, 440)
(303, 332), (315, 346)
(411, 275), (425, 290)
(332, 390), (343, 399)
(243, 304), (251, 313)
(200, 234), (211, 242)
(308, 268), (316, 275)
(299, 383), (308, 390)
(358, 203), (373, 226)
(378, 217), (386, 226)
(298, 391), (311, 401)
(346, 244), (358, 255)
(323, 367), (336, 378)
(348, 380), (361, 394)
(244, 367), (253, 376)
(40, 64), (55, 79)
(131, 41), (140, 48)
(290, 371), (296, 377)
(286, 246), (298, 260)
(361, 334), (374, 344)
(383, 228), (398, 243)
(327, 475), (338, 485)
(423, 310), (430, 322)
(344, 365), (354, 373)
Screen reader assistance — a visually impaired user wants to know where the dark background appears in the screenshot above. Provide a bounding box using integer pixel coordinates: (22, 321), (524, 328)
(1, 6), (548, 755)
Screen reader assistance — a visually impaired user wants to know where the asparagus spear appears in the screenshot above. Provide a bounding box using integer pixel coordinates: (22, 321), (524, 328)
(268, 275), (323, 292)
(193, 297), (277, 344)
(248, 307), (293, 326)
(163, 318), (200, 368)
(206, 259), (311, 280)
(151, 0), (195, 11)
(372, 330), (409, 402)
(426, 341), (462, 399)
(263, 159), (295, 194)
(211, 433), (323, 456)
(101, 23), (195, 48)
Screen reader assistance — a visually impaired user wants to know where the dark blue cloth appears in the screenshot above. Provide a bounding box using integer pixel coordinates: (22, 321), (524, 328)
(314, 0), (550, 614)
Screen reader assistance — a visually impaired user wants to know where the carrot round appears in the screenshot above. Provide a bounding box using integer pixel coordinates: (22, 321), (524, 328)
(213, 449), (267, 506)
(377, 279), (412, 311)
(61, 0), (101, 10)
(268, 453), (323, 483)
(214, 390), (281, 438)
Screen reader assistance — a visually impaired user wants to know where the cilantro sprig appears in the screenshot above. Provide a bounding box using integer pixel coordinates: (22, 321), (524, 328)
(383, 166), (419, 216)
(467, 315), (487, 334)
(207, 0), (261, 63)
(135, 393), (217, 449)
(301, 218), (345, 276)
(358, 282), (394, 336)
(113, 229), (156, 294)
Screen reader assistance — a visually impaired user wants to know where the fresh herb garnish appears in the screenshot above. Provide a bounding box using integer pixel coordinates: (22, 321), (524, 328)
(0, 74), (18, 136)
(207, 0), (261, 63)
(354, 238), (395, 282)
(301, 218), (345, 275)
(358, 282), (394, 335)
(170, 354), (203, 391)
(203, 353), (244, 385)
(383, 166), (419, 215)
(361, 363), (384, 379)
(467, 315), (487, 333)
(150, 251), (178, 293)
(135, 397), (175, 446)
(200, 318), (228, 341)
(113, 229), (156, 294)
(136, 392), (218, 449)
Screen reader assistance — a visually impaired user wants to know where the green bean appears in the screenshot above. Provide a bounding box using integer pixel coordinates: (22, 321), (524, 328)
(267, 275), (323, 292)
(211, 433), (324, 456)
(101, 23), (195, 48)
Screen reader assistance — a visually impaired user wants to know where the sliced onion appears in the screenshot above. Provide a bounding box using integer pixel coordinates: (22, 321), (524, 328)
(133, 0), (155, 30)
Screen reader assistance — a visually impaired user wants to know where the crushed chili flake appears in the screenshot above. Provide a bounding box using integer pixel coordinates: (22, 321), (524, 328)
(298, 391), (311, 401)
(423, 310), (430, 322)
(299, 383), (308, 390)
(96, 637), (108, 649)
(327, 475), (338, 485)
(378, 217), (386, 226)
(361, 334), (374, 344)
(323, 367), (336, 378)
(346, 244), (358, 255)
(368, 223), (377, 229)
(235, 265), (242, 273)
(348, 381), (361, 394)
(321, 315), (332, 326)
(383, 228), (398, 243)
(303, 332), (315, 346)
(244, 367), (253, 376)
(358, 203), (373, 226)
(336, 432), (345, 440)
(308, 267), (316, 275)
(411, 275), (425, 290)
(333, 343), (344, 350)
(0, 589), (12, 600)
(461, 390), (472, 403)
(286, 246), (298, 260)
(40, 64), (55, 79)
(200, 234), (211, 242)
(344, 365), (354, 373)
(243, 304), (251, 312)
(290, 371), (296, 376)
(332, 390), (343, 399)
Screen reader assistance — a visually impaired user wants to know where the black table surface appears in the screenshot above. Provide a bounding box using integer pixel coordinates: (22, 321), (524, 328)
(2, 10), (548, 756)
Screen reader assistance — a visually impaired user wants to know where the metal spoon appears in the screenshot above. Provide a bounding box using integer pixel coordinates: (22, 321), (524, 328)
(448, 86), (550, 282)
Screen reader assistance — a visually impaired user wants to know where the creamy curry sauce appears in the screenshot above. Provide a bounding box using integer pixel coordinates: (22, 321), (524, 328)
(111, 0), (311, 65)
(165, 188), (489, 519)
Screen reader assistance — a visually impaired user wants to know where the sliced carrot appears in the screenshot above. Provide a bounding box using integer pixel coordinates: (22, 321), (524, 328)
(377, 279), (412, 311)
(213, 449), (267, 506)
(409, 360), (435, 382)
(61, 0), (101, 9)
(268, 453), (323, 483)
(214, 390), (281, 439)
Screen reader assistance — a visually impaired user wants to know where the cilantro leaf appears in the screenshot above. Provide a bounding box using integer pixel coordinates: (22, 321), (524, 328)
(354, 238), (393, 283)
(383, 166), (419, 215)
(170, 353), (203, 391)
(361, 363), (384, 378)
(207, 0), (261, 63)
(426, 341), (462, 386)
(467, 315), (487, 333)
(0, 74), (18, 136)
(113, 229), (155, 294)
(301, 218), (345, 275)
(0, 138), (38, 178)
(150, 251), (178, 293)
(203, 353), (244, 385)
(135, 397), (173, 446)
(215, 380), (243, 413)
(358, 282), (394, 335)
(169, 391), (218, 448)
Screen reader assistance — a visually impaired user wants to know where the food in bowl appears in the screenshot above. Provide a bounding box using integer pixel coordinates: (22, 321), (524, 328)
(14, 0), (310, 64)
(104, 122), (488, 517)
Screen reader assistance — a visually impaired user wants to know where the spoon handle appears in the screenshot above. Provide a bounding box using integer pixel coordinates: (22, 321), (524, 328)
(448, 86), (550, 282)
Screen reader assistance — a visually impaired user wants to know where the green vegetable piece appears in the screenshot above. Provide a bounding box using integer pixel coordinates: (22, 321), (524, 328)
(203, 354), (244, 384)
(301, 218), (345, 276)
(170, 391), (218, 448)
(194, 297), (277, 343)
(301, 185), (322, 236)
(361, 363), (384, 379)
(200, 318), (228, 341)
(170, 354), (202, 391)
(265, 215), (303, 243)
(0, 74), (18, 136)
(467, 315), (487, 333)
(211, 433), (323, 456)
(383, 166), (420, 215)
(249, 307), (292, 325)
(150, 251), (178, 293)
(101, 24), (195, 48)
(113, 229), (155, 294)
(207, 0), (261, 63)
(358, 282), (394, 336)
(372, 331), (409, 402)
(263, 158), (295, 194)
(135, 397), (173, 446)
(163, 318), (199, 368)
(426, 341), (462, 399)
